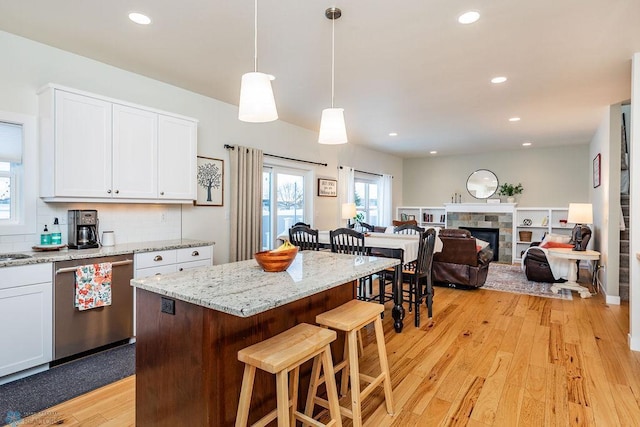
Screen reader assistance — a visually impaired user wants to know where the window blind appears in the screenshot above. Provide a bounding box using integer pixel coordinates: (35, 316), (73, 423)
(0, 121), (22, 163)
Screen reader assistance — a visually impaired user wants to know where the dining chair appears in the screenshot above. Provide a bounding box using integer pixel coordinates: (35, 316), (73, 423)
(293, 221), (311, 228)
(401, 228), (436, 327)
(393, 223), (426, 235)
(359, 222), (375, 232)
(289, 224), (319, 251)
(330, 228), (370, 300)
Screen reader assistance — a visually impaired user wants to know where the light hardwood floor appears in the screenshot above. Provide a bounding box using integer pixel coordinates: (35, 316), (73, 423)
(12, 283), (640, 426)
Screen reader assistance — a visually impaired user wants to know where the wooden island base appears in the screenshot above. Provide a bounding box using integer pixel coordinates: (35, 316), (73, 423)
(135, 281), (355, 426)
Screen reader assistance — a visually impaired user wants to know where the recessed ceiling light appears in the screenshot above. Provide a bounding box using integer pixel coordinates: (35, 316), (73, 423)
(389, 132), (398, 137)
(522, 142), (532, 146)
(129, 12), (151, 25)
(509, 117), (521, 122)
(458, 11), (480, 24)
(430, 151), (437, 154)
(491, 76), (507, 84)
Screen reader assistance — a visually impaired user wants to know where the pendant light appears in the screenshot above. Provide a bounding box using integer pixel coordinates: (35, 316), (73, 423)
(238, 0), (278, 122)
(318, 7), (347, 144)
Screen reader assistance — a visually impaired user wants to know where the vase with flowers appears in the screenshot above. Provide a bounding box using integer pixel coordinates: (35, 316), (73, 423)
(498, 182), (523, 203)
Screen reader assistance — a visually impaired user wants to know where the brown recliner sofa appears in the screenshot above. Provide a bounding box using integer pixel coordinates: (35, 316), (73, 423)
(523, 225), (592, 283)
(432, 228), (493, 289)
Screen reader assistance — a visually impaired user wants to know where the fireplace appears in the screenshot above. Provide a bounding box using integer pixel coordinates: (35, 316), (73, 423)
(445, 204), (514, 263)
(461, 227), (499, 261)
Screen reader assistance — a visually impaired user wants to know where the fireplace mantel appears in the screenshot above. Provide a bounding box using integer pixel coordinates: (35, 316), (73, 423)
(445, 203), (516, 214)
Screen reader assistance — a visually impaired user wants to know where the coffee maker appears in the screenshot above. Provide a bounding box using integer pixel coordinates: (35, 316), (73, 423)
(68, 210), (99, 249)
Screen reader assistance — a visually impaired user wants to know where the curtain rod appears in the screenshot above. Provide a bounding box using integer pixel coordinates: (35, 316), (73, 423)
(339, 165), (390, 178)
(224, 144), (327, 167)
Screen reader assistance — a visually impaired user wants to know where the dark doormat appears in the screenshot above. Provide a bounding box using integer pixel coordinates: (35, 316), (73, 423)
(0, 343), (135, 425)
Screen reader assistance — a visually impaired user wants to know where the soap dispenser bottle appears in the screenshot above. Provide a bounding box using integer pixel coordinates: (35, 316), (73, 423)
(51, 218), (62, 245)
(41, 225), (51, 245)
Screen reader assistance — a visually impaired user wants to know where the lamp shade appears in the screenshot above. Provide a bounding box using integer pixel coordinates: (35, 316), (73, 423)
(567, 203), (593, 224)
(238, 72), (278, 123)
(318, 108), (347, 144)
(341, 202), (356, 220)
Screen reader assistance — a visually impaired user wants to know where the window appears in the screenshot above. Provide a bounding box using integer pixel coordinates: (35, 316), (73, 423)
(355, 175), (379, 225)
(0, 112), (37, 235)
(262, 164), (313, 250)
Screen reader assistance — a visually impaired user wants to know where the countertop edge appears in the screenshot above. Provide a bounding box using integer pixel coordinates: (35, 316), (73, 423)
(0, 239), (215, 268)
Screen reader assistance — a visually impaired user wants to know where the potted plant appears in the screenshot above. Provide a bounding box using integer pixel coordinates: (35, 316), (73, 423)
(498, 182), (523, 203)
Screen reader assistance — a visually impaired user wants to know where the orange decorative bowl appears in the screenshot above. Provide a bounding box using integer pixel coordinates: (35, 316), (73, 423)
(254, 247), (299, 272)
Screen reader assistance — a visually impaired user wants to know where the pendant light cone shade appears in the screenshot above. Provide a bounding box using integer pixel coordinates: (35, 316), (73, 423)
(318, 7), (347, 144)
(239, 72), (278, 122)
(319, 108), (347, 144)
(238, 0), (277, 123)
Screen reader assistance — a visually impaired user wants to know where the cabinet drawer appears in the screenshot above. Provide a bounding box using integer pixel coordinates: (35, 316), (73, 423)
(135, 250), (177, 269)
(176, 259), (211, 272)
(135, 264), (177, 278)
(0, 263), (52, 290)
(176, 246), (212, 263)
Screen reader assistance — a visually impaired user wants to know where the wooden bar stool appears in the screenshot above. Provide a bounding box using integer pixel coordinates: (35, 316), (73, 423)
(236, 323), (343, 427)
(306, 300), (394, 427)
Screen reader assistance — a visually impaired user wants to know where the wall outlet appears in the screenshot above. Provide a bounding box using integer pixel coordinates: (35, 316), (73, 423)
(161, 297), (175, 315)
(160, 212), (167, 223)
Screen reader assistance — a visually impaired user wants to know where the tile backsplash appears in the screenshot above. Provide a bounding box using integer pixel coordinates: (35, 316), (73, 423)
(0, 200), (182, 252)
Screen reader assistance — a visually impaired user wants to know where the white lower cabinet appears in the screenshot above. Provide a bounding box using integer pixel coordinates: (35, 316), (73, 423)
(0, 263), (53, 380)
(133, 245), (213, 335)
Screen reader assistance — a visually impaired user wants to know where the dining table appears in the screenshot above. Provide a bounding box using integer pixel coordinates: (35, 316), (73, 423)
(277, 230), (437, 332)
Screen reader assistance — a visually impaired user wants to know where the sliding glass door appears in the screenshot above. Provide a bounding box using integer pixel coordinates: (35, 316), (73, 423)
(262, 166), (311, 250)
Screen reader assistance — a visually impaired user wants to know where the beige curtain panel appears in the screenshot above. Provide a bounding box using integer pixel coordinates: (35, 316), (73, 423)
(229, 145), (263, 261)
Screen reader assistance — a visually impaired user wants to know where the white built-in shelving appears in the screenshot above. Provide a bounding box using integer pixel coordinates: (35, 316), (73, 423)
(514, 207), (573, 262)
(396, 206), (446, 228)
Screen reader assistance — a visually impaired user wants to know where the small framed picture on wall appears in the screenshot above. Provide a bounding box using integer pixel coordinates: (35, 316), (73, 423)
(593, 153), (601, 188)
(318, 178), (337, 197)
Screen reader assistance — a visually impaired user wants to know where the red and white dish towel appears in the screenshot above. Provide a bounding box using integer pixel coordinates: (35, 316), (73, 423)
(75, 263), (112, 311)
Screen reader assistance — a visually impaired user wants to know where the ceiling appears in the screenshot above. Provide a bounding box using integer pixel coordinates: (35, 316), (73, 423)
(1, 0), (639, 158)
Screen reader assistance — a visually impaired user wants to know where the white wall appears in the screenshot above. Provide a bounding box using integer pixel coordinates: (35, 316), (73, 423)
(402, 145), (590, 207)
(590, 105), (621, 303)
(0, 30), (403, 263)
(630, 53), (640, 351)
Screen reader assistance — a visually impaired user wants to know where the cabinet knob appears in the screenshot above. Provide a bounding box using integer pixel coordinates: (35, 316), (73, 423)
(178, 268), (184, 272)
(155, 273), (162, 276)
(191, 250), (199, 257)
(154, 255), (163, 262)
(115, 189), (120, 194)
(107, 189), (112, 194)
(160, 191), (165, 196)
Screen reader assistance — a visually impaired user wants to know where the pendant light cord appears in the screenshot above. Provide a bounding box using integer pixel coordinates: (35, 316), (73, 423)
(331, 13), (335, 108)
(253, 0), (258, 72)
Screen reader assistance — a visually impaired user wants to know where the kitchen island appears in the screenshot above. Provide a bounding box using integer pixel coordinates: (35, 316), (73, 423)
(131, 250), (399, 426)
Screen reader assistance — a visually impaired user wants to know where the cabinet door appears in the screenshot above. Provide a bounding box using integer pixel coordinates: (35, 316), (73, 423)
(158, 115), (197, 200)
(0, 283), (53, 377)
(112, 104), (158, 199)
(54, 91), (112, 197)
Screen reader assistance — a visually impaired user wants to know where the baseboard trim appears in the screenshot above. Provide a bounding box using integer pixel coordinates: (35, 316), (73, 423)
(605, 293), (621, 305)
(629, 333), (640, 352)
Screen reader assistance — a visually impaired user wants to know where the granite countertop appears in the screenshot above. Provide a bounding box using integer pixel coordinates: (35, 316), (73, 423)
(131, 250), (399, 317)
(0, 239), (215, 268)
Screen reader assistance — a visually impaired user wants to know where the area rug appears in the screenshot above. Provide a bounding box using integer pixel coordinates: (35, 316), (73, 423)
(482, 263), (573, 300)
(0, 343), (135, 426)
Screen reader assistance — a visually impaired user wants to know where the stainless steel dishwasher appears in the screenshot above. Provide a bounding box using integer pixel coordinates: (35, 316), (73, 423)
(53, 254), (134, 360)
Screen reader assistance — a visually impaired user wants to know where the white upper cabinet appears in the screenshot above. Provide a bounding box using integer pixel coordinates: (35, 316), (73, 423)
(51, 90), (113, 198)
(158, 114), (197, 200)
(38, 84), (198, 203)
(112, 104), (158, 199)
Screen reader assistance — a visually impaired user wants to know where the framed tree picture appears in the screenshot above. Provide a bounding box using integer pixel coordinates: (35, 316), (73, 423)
(195, 156), (223, 206)
(593, 153), (601, 188)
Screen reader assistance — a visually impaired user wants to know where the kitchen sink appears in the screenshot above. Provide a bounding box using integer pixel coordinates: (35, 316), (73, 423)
(0, 253), (33, 262)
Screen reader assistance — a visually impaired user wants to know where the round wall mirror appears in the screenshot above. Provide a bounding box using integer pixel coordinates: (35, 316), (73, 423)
(466, 169), (499, 199)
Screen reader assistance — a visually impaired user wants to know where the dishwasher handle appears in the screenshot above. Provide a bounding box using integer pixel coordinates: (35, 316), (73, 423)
(55, 259), (133, 275)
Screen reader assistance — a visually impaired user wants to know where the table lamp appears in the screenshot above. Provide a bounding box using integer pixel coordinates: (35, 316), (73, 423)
(567, 203), (593, 251)
(341, 202), (356, 227)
